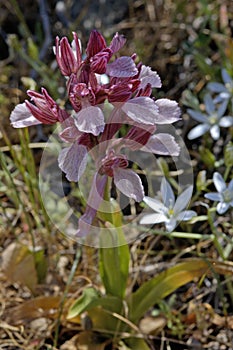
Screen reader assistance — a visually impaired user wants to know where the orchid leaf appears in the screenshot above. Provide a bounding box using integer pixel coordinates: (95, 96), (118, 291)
(67, 287), (100, 319)
(99, 224), (130, 298)
(122, 338), (151, 350)
(127, 259), (210, 323)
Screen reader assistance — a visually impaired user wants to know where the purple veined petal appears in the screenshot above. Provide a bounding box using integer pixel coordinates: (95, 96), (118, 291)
(59, 124), (82, 143)
(176, 210), (197, 221)
(76, 173), (108, 237)
(213, 172), (226, 193)
(187, 124), (210, 140)
(73, 106), (105, 135)
(143, 196), (166, 213)
(217, 99), (228, 118)
(109, 32), (126, 53)
(204, 192), (222, 201)
(113, 168), (144, 202)
(122, 96), (160, 125)
(10, 103), (42, 128)
(207, 82), (227, 93)
(165, 218), (177, 232)
(139, 65), (162, 89)
(216, 201), (229, 214)
(140, 213), (167, 225)
(161, 178), (175, 208)
(222, 68), (232, 84)
(155, 99), (181, 124)
(219, 116), (233, 127)
(173, 186), (193, 214)
(210, 125), (220, 140)
(187, 109), (208, 123)
(143, 133), (180, 156)
(204, 94), (215, 115)
(106, 56), (138, 78)
(58, 143), (88, 182)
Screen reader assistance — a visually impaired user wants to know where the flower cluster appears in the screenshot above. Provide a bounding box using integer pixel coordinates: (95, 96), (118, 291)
(140, 178), (196, 232)
(10, 30), (181, 236)
(187, 93), (233, 140)
(204, 172), (233, 214)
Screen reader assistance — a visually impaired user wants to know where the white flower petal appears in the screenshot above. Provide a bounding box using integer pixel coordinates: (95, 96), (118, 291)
(204, 94), (215, 115)
(143, 196), (166, 213)
(207, 82), (226, 93)
(217, 202), (229, 214)
(113, 168), (144, 202)
(187, 109), (208, 123)
(173, 186), (193, 213)
(219, 116), (233, 127)
(217, 99), (228, 117)
(106, 56), (138, 77)
(58, 143), (88, 182)
(210, 125), (220, 140)
(187, 124), (210, 140)
(204, 192), (222, 201)
(165, 218), (177, 232)
(10, 103), (41, 128)
(176, 210), (197, 221)
(222, 69), (232, 84)
(213, 172), (226, 193)
(161, 178), (175, 208)
(73, 106), (105, 135)
(122, 97), (159, 125)
(140, 213), (167, 225)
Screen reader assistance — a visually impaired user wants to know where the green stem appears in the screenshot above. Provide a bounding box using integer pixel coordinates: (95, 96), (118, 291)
(207, 208), (233, 305)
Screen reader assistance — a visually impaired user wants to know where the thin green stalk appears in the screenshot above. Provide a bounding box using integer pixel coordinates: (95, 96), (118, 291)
(53, 247), (82, 348)
(207, 208), (233, 305)
(0, 151), (36, 249)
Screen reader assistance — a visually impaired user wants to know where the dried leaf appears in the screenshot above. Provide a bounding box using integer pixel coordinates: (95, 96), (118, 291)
(2, 242), (38, 292)
(5, 296), (61, 324)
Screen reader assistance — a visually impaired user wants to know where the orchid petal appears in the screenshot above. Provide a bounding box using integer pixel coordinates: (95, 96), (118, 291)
(139, 65), (162, 89)
(155, 99), (181, 124)
(144, 133), (180, 156)
(122, 96), (159, 125)
(161, 178), (175, 207)
(213, 172), (226, 192)
(73, 106), (105, 135)
(173, 186), (193, 213)
(106, 56), (138, 77)
(76, 173), (108, 237)
(10, 103), (42, 128)
(143, 196), (166, 213)
(113, 168), (144, 202)
(109, 32), (126, 53)
(187, 124), (210, 140)
(140, 213), (167, 225)
(58, 143), (88, 182)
